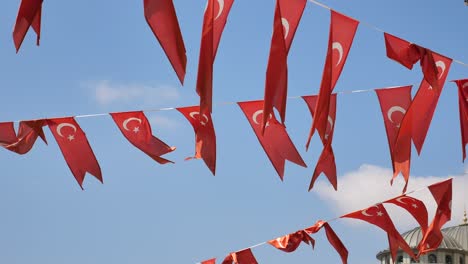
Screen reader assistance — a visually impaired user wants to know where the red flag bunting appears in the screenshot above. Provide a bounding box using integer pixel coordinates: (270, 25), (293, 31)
(452, 79), (468, 162)
(262, 0), (307, 129)
(196, 0), (235, 115)
(384, 195), (429, 234)
(110, 111), (175, 164)
(13, 0), (42, 52)
(177, 106), (217, 175)
(201, 258), (216, 264)
(0, 120), (47, 154)
(48, 117), (103, 189)
(238, 100), (306, 180)
(144, 0), (187, 85)
(419, 178), (452, 255)
(222, 248), (258, 264)
(306, 10), (358, 149)
(268, 230), (314, 253)
(305, 220), (348, 264)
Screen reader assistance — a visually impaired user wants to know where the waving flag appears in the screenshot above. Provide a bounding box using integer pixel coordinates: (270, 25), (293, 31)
(268, 230), (314, 253)
(0, 120), (47, 154)
(222, 248), (258, 264)
(262, 0), (307, 130)
(48, 117), (102, 188)
(305, 220), (348, 264)
(144, 0), (187, 84)
(384, 195), (428, 233)
(196, 0), (235, 115)
(452, 79), (468, 161)
(13, 0), (43, 52)
(201, 259), (216, 264)
(110, 111), (175, 164)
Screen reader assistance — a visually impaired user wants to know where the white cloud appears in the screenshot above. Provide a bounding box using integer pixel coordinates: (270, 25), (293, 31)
(148, 115), (179, 130)
(314, 164), (468, 230)
(90, 80), (180, 106)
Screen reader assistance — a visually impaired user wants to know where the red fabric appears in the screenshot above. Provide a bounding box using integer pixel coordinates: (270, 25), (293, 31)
(13, 0), (42, 52)
(144, 0), (187, 84)
(268, 230), (314, 253)
(201, 258), (216, 264)
(177, 106), (217, 175)
(262, 0), (307, 129)
(375, 86), (412, 190)
(306, 10), (358, 148)
(110, 111), (175, 164)
(238, 100), (306, 180)
(384, 195), (429, 233)
(342, 203), (416, 261)
(48, 117), (102, 188)
(419, 179), (452, 255)
(303, 94), (338, 190)
(0, 120), (47, 154)
(453, 79), (468, 162)
(304, 220), (348, 264)
(196, 0), (235, 115)
(222, 248), (258, 264)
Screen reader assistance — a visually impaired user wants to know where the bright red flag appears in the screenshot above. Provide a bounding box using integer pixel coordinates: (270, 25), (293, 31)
(222, 248), (258, 264)
(342, 203), (416, 261)
(48, 117), (103, 188)
(268, 230), (314, 253)
(261, 0), (307, 129)
(0, 120), (47, 154)
(110, 111), (175, 164)
(453, 79), (468, 161)
(419, 179), (452, 255)
(13, 0), (42, 52)
(375, 86), (413, 190)
(144, 0), (187, 85)
(201, 258), (216, 264)
(196, 0), (235, 115)
(384, 195), (429, 234)
(306, 10), (358, 148)
(177, 106), (217, 175)
(304, 220), (348, 264)
(303, 94), (338, 190)
(238, 100), (306, 180)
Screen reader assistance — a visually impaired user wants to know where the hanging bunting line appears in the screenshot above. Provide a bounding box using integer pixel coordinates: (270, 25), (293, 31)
(307, 0), (468, 68)
(196, 178), (452, 263)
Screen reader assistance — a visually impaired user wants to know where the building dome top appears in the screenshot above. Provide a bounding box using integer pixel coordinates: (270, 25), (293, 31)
(442, 224), (468, 251)
(400, 227), (464, 251)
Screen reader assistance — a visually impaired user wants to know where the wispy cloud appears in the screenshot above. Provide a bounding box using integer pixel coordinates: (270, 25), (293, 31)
(314, 164), (467, 230)
(148, 115), (179, 130)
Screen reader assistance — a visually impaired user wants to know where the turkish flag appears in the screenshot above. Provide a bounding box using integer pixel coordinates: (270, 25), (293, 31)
(177, 106), (217, 175)
(304, 220), (348, 264)
(196, 0), (234, 115)
(375, 86), (412, 190)
(306, 10), (358, 148)
(201, 258), (216, 264)
(384, 195), (428, 234)
(419, 178), (452, 255)
(262, 0), (307, 129)
(13, 0), (42, 52)
(144, 0), (187, 84)
(222, 248), (258, 264)
(453, 79), (468, 161)
(268, 230), (314, 253)
(303, 94), (338, 190)
(238, 100), (306, 180)
(0, 120), (47, 154)
(48, 117), (102, 188)
(342, 203), (416, 261)
(110, 111), (175, 164)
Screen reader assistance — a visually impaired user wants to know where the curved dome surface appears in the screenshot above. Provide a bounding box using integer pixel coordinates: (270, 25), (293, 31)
(400, 227), (464, 251)
(442, 224), (468, 251)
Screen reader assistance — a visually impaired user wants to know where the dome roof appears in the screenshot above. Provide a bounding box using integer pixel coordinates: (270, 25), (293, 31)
(400, 227), (464, 251)
(442, 224), (468, 251)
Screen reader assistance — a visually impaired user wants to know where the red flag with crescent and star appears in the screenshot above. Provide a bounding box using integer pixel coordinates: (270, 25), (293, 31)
(0, 120), (47, 154)
(110, 111), (175, 164)
(375, 86), (413, 190)
(222, 248), (258, 264)
(196, 0), (234, 115)
(238, 100), (307, 180)
(304, 220), (348, 264)
(268, 230), (315, 253)
(144, 0), (187, 84)
(306, 10), (358, 149)
(261, 0), (307, 130)
(48, 117), (103, 189)
(302, 94), (338, 190)
(419, 178), (452, 255)
(452, 79), (468, 162)
(384, 195), (429, 234)
(13, 0), (43, 52)
(177, 106), (217, 175)
(342, 203), (416, 261)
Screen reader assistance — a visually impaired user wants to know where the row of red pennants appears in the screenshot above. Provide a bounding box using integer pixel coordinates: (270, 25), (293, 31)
(199, 178), (453, 264)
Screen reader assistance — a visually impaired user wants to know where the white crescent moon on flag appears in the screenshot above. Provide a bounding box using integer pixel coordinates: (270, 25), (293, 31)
(57, 123), (77, 138)
(252, 110), (272, 127)
(215, 0), (224, 20)
(328, 116), (334, 130)
(123, 117), (142, 131)
(281, 18), (290, 40)
(332, 42), (344, 66)
(387, 106), (406, 127)
(462, 82), (468, 89)
(395, 196), (414, 204)
(436, 61), (446, 80)
(189, 112), (209, 126)
(361, 205), (380, 217)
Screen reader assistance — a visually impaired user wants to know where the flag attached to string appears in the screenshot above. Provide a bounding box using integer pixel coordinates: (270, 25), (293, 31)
(452, 79), (468, 162)
(0, 120), (47, 154)
(13, 0), (43, 52)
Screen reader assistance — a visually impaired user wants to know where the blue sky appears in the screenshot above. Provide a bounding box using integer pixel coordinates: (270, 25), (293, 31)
(0, 0), (467, 263)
